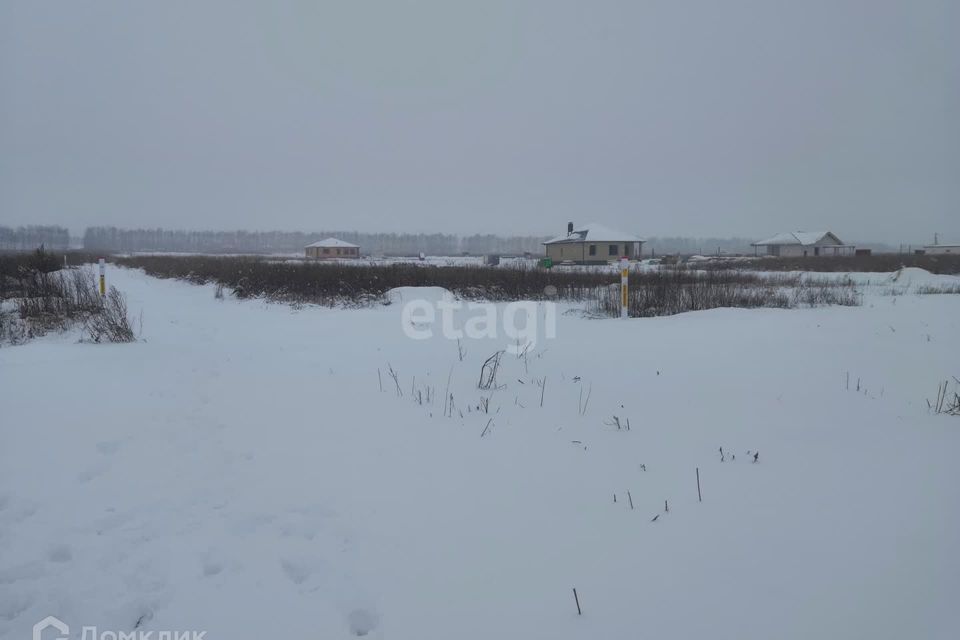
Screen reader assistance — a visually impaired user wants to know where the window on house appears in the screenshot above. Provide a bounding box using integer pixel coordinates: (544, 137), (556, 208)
(608, 244), (618, 256)
(322, 248), (330, 255)
(814, 247), (820, 256)
(589, 245), (596, 256)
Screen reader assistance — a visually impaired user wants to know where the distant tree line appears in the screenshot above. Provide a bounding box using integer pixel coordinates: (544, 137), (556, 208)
(0, 225), (71, 250)
(81, 227), (549, 256)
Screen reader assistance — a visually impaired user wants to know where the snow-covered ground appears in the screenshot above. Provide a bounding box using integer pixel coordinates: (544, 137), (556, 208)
(127, 253), (496, 268)
(2, 267), (959, 639)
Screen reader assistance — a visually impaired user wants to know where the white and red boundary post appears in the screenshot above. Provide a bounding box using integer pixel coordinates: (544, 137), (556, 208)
(98, 257), (106, 298)
(619, 256), (629, 319)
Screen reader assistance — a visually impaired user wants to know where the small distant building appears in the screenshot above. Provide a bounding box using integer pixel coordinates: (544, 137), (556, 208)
(922, 235), (960, 255)
(751, 231), (854, 257)
(923, 243), (960, 255)
(542, 222), (644, 265)
(305, 238), (360, 259)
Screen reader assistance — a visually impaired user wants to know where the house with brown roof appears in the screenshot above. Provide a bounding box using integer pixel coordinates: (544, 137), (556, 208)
(305, 238), (360, 259)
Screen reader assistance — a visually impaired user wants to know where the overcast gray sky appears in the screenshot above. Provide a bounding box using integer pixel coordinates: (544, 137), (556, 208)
(1, 0), (957, 243)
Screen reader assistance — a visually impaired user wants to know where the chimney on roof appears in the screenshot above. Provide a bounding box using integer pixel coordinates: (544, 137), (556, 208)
(567, 221), (574, 234)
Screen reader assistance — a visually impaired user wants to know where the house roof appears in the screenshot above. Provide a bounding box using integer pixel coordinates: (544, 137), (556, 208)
(543, 223), (644, 245)
(752, 231), (843, 247)
(305, 237), (359, 249)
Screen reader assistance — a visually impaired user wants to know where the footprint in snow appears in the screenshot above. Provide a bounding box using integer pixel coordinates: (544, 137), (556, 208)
(96, 440), (121, 455)
(202, 560), (223, 577)
(280, 556), (323, 586)
(77, 462), (109, 483)
(0, 561), (46, 584)
(48, 544), (72, 563)
(0, 589), (35, 621)
(347, 609), (379, 637)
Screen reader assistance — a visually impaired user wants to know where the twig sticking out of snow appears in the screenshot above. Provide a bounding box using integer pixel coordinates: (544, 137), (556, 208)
(578, 384), (592, 416)
(478, 351), (503, 390)
(387, 364), (402, 397)
(480, 419), (493, 438)
(443, 366), (453, 417)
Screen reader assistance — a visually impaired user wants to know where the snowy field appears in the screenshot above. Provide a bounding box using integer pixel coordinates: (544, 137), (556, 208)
(126, 253), (498, 268)
(2, 267), (960, 639)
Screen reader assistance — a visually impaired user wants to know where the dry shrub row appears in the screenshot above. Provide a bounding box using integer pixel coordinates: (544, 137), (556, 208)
(697, 253), (960, 274)
(115, 255), (615, 304)
(116, 255), (861, 317)
(595, 270), (859, 317)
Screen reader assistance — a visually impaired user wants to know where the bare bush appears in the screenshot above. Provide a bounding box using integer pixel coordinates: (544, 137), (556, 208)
(9, 260), (103, 337)
(929, 379), (960, 417)
(915, 284), (960, 295)
(0, 310), (26, 346)
(1, 248), (102, 291)
(595, 269), (789, 317)
(84, 286), (136, 343)
(594, 269), (858, 317)
(791, 278), (861, 307)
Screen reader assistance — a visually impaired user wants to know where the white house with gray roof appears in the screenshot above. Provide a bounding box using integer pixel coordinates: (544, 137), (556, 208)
(751, 231), (854, 257)
(543, 222), (644, 264)
(923, 234), (960, 255)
